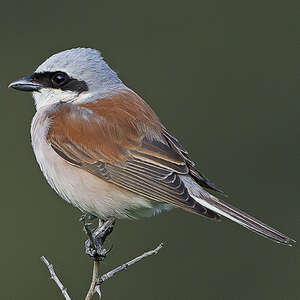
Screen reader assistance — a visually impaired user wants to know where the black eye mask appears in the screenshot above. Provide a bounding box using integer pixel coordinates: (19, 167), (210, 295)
(31, 71), (88, 93)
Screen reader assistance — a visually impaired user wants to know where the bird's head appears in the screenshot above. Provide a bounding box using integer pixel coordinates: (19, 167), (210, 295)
(9, 48), (125, 110)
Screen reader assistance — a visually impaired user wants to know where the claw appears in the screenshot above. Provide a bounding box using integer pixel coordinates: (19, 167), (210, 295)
(81, 217), (116, 261)
(79, 214), (87, 222)
(80, 213), (98, 223)
(87, 214), (98, 221)
(103, 244), (113, 256)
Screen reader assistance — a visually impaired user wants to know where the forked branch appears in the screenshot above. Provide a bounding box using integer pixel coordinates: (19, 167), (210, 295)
(41, 217), (164, 299)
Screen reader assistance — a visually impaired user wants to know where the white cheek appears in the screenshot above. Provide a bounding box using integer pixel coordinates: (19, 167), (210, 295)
(33, 88), (78, 110)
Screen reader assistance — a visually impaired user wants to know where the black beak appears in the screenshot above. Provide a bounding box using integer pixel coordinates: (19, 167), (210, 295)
(8, 75), (42, 92)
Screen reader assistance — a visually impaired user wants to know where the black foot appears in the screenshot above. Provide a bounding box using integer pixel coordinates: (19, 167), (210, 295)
(80, 215), (115, 261)
(79, 213), (98, 222)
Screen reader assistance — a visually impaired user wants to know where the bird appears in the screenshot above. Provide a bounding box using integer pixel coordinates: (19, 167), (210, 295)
(9, 47), (295, 246)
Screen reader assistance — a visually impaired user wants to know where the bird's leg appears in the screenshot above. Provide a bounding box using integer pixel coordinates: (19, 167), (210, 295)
(79, 213), (98, 223)
(80, 214), (115, 260)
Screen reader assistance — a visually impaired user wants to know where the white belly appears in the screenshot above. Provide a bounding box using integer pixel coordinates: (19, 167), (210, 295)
(30, 108), (162, 219)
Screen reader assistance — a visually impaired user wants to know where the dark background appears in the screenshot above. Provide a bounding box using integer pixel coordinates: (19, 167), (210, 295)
(1, 1), (299, 299)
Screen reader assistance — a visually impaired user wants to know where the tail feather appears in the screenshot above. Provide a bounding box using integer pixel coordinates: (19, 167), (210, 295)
(193, 195), (295, 246)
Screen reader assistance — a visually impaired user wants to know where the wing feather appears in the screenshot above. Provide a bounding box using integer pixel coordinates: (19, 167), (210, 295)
(162, 127), (225, 194)
(44, 91), (294, 245)
(46, 91), (220, 219)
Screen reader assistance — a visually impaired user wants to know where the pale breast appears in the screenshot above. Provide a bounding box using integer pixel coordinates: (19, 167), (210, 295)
(30, 106), (156, 219)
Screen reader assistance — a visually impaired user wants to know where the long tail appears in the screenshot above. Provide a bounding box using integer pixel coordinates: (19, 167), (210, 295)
(193, 195), (296, 246)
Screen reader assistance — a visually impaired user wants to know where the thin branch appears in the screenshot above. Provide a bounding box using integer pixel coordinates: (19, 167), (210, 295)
(41, 215), (164, 300)
(85, 260), (101, 300)
(83, 217), (115, 300)
(99, 243), (164, 284)
(41, 256), (72, 300)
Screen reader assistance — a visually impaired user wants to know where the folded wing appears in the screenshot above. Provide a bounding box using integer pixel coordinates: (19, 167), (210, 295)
(46, 91), (294, 245)
(47, 91), (219, 219)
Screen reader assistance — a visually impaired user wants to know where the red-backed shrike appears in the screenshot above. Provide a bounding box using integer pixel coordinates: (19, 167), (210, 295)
(9, 48), (294, 245)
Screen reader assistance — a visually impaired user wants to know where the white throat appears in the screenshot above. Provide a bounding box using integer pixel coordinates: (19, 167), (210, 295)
(32, 83), (128, 111)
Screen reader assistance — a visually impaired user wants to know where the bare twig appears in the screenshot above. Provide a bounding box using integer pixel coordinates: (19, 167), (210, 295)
(41, 256), (72, 300)
(85, 260), (101, 300)
(41, 216), (164, 299)
(99, 243), (164, 284)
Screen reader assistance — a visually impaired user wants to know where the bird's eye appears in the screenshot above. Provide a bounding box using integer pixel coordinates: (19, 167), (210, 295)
(51, 72), (68, 86)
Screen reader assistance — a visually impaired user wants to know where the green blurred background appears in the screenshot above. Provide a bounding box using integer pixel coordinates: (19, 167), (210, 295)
(1, 1), (299, 299)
